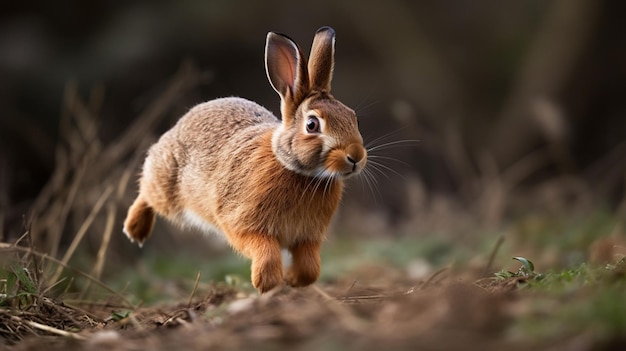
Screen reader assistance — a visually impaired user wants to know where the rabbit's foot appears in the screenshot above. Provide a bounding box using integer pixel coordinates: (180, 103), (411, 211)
(240, 234), (283, 293)
(251, 257), (283, 293)
(285, 241), (321, 287)
(123, 197), (155, 247)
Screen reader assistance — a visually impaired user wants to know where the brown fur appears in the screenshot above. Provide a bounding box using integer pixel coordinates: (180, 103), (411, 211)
(123, 27), (366, 293)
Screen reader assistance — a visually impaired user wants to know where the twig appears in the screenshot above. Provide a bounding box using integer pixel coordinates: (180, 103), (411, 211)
(484, 235), (505, 277)
(310, 284), (366, 332)
(48, 151), (90, 259)
(10, 315), (86, 340)
(63, 276), (75, 296)
(25, 222), (43, 294)
(82, 202), (116, 300)
(40, 277), (67, 297)
(101, 62), (204, 170)
(39, 296), (84, 329)
(51, 185), (113, 283)
(188, 272), (202, 309)
(12, 230), (30, 248)
(337, 294), (387, 302)
(60, 301), (105, 324)
(342, 279), (358, 300)
(61, 300), (134, 310)
(420, 266), (449, 289)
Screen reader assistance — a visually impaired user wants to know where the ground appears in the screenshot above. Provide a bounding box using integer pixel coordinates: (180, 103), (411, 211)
(3, 251), (626, 351)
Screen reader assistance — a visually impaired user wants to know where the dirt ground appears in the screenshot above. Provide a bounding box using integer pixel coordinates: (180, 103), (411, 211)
(2, 272), (601, 351)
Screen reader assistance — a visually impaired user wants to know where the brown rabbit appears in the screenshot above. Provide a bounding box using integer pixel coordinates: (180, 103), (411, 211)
(123, 27), (367, 293)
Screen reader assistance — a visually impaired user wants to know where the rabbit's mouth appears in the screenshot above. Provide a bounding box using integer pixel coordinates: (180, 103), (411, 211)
(340, 162), (366, 178)
(323, 146), (367, 179)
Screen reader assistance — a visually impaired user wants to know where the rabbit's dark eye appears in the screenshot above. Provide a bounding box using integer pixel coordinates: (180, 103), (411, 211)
(306, 116), (321, 133)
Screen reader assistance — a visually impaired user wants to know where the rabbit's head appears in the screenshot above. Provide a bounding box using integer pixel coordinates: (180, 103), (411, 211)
(266, 27), (366, 179)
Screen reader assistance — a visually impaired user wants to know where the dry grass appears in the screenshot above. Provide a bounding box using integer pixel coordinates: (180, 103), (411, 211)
(26, 61), (208, 263)
(4, 224), (624, 351)
(2, 263), (526, 351)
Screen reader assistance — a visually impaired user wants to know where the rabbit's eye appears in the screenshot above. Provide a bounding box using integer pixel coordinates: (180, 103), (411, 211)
(306, 116), (321, 133)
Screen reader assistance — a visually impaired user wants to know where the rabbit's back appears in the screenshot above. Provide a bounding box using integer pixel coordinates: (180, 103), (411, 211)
(139, 97), (279, 223)
(175, 97), (278, 152)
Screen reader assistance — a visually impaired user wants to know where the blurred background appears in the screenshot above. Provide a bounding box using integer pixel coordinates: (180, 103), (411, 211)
(1, 0), (625, 287)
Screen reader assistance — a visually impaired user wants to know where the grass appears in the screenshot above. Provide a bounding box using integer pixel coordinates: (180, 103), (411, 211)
(501, 257), (626, 346)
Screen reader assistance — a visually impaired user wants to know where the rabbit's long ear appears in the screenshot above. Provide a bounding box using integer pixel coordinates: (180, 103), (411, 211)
(308, 27), (335, 93)
(265, 32), (309, 107)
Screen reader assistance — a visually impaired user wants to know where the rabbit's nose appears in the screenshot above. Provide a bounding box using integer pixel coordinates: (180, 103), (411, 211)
(346, 155), (357, 172)
(345, 143), (366, 172)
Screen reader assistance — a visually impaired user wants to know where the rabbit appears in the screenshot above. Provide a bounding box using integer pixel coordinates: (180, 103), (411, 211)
(123, 27), (367, 293)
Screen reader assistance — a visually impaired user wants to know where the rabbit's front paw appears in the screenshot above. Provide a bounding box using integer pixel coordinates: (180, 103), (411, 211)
(285, 241), (321, 287)
(284, 266), (319, 287)
(251, 258), (283, 293)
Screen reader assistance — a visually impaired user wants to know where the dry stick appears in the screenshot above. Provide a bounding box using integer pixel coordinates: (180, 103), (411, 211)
(116, 157), (139, 198)
(72, 85), (100, 146)
(62, 276), (75, 296)
(80, 202), (116, 300)
(85, 146), (144, 298)
(11, 230), (31, 249)
(61, 300), (132, 310)
(52, 85), (103, 258)
(419, 266), (449, 290)
(10, 315), (86, 340)
(80, 158), (144, 299)
(310, 284), (366, 333)
(28, 82), (76, 241)
(94, 204), (117, 278)
(342, 279), (358, 299)
(483, 235), (506, 277)
(48, 156), (89, 259)
(474, 152), (500, 228)
(620, 173), (626, 217)
(25, 222), (43, 295)
(28, 146), (69, 250)
(51, 185), (114, 284)
(92, 202), (116, 279)
(0, 243), (135, 308)
(0, 211), (3, 243)
(39, 296), (84, 329)
(40, 277), (67, 297)
(48, 85), (88, 259)
(187, 272), (202, 309)
(60, 301), (105, 323)
(101, 62), (201, 170)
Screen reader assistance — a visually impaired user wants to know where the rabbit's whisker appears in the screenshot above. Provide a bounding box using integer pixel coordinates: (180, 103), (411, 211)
(366, 139), (419, 153)
(364, 129), (406, 149)
(368, 160), (404, 180)
(367, 155), (410, 167)
(359, 167), (381, 203)
(354, 97), (380, 116)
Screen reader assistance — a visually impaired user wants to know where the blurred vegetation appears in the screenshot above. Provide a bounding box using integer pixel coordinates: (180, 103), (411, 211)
(0, 0), (626, 245)
(0, 0), (625, 307)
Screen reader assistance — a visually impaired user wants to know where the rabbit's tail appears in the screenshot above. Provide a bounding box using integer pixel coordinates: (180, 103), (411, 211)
(123, 196), (156, 247)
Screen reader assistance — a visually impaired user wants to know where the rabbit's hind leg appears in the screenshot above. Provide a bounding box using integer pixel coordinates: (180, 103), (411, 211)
(123, 196), (156, 247)
(285, 241), (321, 287)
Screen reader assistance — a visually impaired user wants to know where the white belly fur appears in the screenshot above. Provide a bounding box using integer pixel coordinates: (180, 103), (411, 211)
(181, 209), (223, 236)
